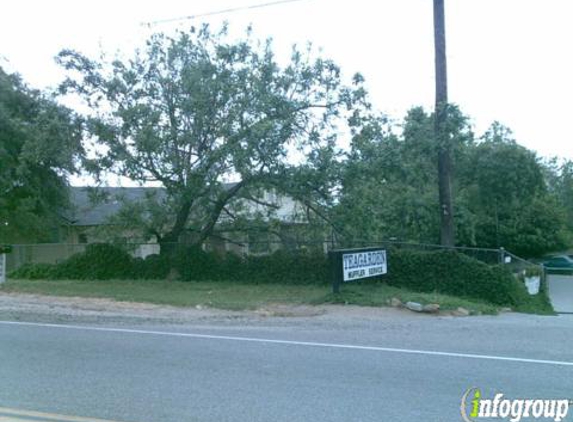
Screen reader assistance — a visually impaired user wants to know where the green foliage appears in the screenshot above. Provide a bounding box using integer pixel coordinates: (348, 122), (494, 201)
(57, 243), (134, 280)
(241, 250), (328, 284)
(0, 67), (83, 242)
(171, 246), (222, 281)
(166, 247), (327, 284)
(9, 241), (536, 307)
(10, 244), (548, 311)
(523, 266), (543, 277)
(10, 263), (57, 280)
(457, 128), (568, 256)
(513, 272), (554, 315)
(56, 24), (368, 247)
(10, 244), (328, 285)
(335, 111), (570, 257)
(132, 254), (171, 280)
(385, 249), (528, 306)
(317, 283), (500, 315)
(10, 243), (134, 280)
(335, 106), (471, 244)
(545, 159), (573, 243)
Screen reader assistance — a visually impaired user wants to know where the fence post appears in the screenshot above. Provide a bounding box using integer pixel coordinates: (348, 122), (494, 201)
(329, 250), (342, 294)
(0, 253), (5, 284)
(499, 247), (505, 265)
(0, 245), (11, 284)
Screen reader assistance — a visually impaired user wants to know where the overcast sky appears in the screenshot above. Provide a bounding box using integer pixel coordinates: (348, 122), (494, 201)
(2, 0), (572, 161)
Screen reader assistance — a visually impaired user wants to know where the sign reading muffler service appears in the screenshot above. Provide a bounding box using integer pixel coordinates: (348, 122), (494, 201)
(342, 250), (387, 281)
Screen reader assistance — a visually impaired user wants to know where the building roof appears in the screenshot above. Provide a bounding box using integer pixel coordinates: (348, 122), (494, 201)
(66, 185), (239, 226)
(66, 187), (166, 226)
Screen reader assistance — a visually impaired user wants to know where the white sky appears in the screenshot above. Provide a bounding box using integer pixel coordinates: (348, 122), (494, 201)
(2, 0), (573, 162)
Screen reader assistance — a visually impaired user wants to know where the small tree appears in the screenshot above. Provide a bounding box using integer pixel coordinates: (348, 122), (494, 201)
(458, 123), (568, 256)
(335, 106), (472, 244)
(57, 25), (367, 252)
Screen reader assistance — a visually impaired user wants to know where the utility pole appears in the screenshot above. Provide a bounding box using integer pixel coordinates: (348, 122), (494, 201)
(433, 0), (454, 246)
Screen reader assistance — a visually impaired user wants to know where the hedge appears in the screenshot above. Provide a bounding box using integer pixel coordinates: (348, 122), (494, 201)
(10, 243), (328, 285)
(385, 248), (528, 306)
(10, 243), (134, 281)
(9, 243), (529, 306)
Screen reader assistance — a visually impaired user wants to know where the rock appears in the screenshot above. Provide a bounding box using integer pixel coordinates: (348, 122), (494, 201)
(195, 304), (203, 310)
(422, 303), (440, 313)
(390, 297), (402, 308)
(405, 301), (423, 312)
(452, 307), (470, 317)
(500, 307), (512, 313)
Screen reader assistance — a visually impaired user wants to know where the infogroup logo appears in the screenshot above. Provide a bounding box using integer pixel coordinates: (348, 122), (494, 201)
(461, 388), (571, 422)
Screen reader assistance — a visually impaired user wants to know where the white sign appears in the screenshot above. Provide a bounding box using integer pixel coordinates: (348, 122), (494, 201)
(342, 250), (387, 282)
(0, 254), (5, 284)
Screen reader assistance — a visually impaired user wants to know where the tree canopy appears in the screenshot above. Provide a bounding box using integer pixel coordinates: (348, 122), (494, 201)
(0, 67), (83, 243)
(57, 25), (367, 250)
(334, 111), (569, 257)
(41, 24), (573, 258)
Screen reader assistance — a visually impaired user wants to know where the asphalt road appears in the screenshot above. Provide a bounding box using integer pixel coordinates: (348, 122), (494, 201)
(0, 311), (572, 422)
(547, 274), (573, 313)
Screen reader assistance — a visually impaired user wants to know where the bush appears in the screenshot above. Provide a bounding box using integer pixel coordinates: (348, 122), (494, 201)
(172, 246), (222, 281)
(242, 250), (328, 284)
(9, 244), (327, 284)
(132, 254), (171, 280)
(169, 247), (327, 284)
(385, 248), (527, 306)
(0, 245), (12, 254)
(9, 262), (58, 279)
(56, 243), (135, 280)
(9, 243), (134, 280)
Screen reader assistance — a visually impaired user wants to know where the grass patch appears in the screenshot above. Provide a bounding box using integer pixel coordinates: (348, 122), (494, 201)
(313, 281), (501, 315)
(0, 278), (520, 315)
(512, 280), (555, 315)
(0, 278), (329, 311)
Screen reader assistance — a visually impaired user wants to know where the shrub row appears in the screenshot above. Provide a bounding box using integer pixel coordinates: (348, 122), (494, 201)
(9, 243), (529, 305)
(385, 248), (528, 306)
(10, 243), (328, 285)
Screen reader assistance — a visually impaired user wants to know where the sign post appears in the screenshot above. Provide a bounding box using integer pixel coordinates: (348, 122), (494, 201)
(329, 247), (387, 294)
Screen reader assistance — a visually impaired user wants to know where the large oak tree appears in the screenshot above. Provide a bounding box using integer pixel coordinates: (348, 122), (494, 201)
(57, 25), (367, 251)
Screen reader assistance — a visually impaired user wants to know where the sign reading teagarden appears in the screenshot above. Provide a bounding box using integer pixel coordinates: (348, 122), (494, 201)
(342, 250), (387, 282)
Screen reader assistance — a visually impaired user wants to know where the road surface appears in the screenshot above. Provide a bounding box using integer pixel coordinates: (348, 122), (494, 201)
(0, 303), (572, 421)
(547, 274), (573, 314)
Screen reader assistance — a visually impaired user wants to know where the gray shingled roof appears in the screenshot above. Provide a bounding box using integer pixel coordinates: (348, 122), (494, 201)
(66, 185), (236, 226)
(66, 187), (166, 226)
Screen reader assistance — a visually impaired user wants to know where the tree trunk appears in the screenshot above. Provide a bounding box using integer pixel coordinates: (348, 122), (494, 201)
(195, 181), (245, 246)
(433, 0), (455, 246)
(159, 197), (195, 255)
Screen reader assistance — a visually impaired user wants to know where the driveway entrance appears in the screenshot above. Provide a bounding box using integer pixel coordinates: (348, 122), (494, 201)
(546, 273), (573, 313)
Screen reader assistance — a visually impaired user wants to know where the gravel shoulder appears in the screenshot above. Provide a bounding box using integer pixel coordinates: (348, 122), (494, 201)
(0, 292), (428, 327)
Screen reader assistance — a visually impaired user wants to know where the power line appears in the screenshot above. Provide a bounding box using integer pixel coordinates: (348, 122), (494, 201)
(143, 0), (309, 27)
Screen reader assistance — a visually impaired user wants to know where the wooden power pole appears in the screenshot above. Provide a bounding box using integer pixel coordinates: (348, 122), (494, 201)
(433, 0), (455, 246)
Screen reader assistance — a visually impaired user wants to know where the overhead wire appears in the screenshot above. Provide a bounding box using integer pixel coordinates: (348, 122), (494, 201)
(143, 0), (309, 27)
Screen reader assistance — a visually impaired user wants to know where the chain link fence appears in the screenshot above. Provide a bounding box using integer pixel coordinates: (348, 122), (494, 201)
(5, 238), (542, 277)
